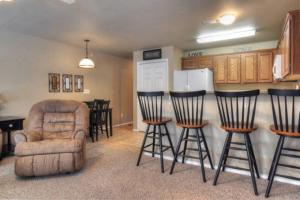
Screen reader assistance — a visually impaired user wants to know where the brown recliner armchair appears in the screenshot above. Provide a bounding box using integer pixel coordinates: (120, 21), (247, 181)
(14, 100), (89, 177)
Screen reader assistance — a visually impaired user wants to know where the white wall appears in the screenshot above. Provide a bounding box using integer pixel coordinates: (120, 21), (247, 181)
(0, 30), (133, 126)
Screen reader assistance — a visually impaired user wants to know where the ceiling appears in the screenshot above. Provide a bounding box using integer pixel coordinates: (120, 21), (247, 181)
(0, 0), (299, 58)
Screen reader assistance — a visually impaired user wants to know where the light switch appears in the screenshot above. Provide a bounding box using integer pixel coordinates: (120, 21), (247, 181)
(83, 89), (90, 94)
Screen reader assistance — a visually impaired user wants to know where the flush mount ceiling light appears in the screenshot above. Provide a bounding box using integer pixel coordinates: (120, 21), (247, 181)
(197, 27), (256, 44)
(0, 0), (14, 2)
(59, 0), (76, 4)
(79, 40), (95, 69)
(218, 14), (236, 25)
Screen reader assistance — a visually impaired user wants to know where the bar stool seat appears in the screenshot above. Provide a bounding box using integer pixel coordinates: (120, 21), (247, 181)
(269, 125), (300, 137)
(143, 117), (172, 125)
(176, 120), (208, 129)
(221, 125), (258, 133)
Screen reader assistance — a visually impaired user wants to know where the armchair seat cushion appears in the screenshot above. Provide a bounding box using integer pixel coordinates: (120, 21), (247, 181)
(15, 139), (83, 156)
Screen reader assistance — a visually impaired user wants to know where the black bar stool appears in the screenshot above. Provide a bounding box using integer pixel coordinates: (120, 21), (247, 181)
(213, 90), (260, 195)
(169, 91), (214, 182)
(136, 91), (176, 173)
(265, 89), (300, 197)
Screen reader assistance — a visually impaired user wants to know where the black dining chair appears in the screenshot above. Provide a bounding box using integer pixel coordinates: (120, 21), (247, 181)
(213, 90), (260, 195)
(98, 100), (110, 138)
(136, 91), (175, 173)
(265, 89), (300, 197)
(169, 90), (214, 182)
(84, 101), (96, 142)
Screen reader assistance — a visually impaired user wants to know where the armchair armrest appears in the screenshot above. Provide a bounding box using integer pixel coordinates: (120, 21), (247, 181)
(14, 130), (43, 144)
(73, 130), (86, 140)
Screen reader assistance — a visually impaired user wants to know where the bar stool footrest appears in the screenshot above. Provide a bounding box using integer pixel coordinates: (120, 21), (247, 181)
(230, 147), (247, 151)
(277, 163), (300, 170)
(275, 174), (300, 181)
(281, 153), (300, 159)
(227, 155), (248, 161)
(224, 165), (249, 172)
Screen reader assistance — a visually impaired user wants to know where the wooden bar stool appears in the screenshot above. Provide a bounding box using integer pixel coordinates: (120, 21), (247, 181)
(265, 89), (300, 197)
(136, 91), (176, 173)
(169, 91), (214, 182)
(213, 90), (260, 195)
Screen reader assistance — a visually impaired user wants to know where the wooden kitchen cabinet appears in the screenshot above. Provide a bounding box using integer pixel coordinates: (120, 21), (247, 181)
(182, 57), (198, 70)
(257, 52), (273, 82)
(198, 56), (213, 69)
(280, 15), (291, 78)
(214, 56), (227, 83)
(227, 54), (241, 83)
(241, 53), (257, 83)
(278, 10), (300, 80)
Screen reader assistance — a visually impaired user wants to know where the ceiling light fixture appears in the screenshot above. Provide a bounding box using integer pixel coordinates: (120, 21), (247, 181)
(197, 27), (256, 44)
(218, 14), (236, 25)
(79, 40), (95, 69)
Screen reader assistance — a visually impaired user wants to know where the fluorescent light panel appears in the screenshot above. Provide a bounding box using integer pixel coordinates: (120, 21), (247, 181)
(197, 27), (256, 43)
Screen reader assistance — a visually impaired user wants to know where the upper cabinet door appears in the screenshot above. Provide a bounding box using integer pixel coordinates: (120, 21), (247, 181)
(281, 18), (291, 78)
(214, 56), (227, 84)
(258, 52), (273, 82)
(182, 57), (198, 70)
(241, 53), (257, 83)
(198, 56), (213, 69)
(227, 54), (241, 83)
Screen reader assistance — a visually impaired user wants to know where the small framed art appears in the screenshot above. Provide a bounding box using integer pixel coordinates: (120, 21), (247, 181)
(74, 75), (84, 92)
(62, 74), (73, 92)
(48, 73), (60, 93)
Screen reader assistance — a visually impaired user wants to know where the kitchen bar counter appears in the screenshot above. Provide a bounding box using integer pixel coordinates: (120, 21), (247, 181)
(138, 92), (300, 184)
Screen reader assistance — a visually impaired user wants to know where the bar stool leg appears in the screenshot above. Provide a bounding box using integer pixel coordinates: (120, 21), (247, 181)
(199, 128), (214, 170)
(136, 124), (150, 166)
(89, 127), (94, 143)
(265, 136), (285, 198)
(196, 128), (206, 182)
(222, 132), (233, 172)
(213, 132), (232, 185)
(158, 125), (164, 173)
(267, 137), (282, 180)
(152, 125), (157, 157)
(182, 129), (190, 163)
(170, 128), (186, 174)
(244, 134), (258, 196)
(96, 124), (99, 141)
(164, 124), (176, 158)
(247, 135), (260, 178)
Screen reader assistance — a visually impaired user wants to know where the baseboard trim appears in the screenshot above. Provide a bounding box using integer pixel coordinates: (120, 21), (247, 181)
(113, 121), (133, 128)
(144, 153), (300, 186)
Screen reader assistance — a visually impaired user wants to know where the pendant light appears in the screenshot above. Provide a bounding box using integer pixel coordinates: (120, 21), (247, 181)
(79, 39), (95, 68)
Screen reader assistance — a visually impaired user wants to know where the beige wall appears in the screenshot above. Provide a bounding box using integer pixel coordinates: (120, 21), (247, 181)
(0, 30), (133, 126)
(132, 46), (183, 129)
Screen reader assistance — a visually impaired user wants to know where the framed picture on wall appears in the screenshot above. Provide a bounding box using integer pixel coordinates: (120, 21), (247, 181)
(62, 74), (73, 92)
(74, 75), (84, 92)
(48, 73), (60, 93)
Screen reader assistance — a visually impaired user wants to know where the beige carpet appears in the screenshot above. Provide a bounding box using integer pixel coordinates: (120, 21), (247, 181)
(0, 125), (299, 200)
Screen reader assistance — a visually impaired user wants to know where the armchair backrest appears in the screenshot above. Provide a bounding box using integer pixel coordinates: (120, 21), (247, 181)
(28, 100), (89, 139)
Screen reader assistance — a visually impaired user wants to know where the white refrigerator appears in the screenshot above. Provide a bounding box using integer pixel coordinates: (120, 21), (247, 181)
(173, 68), (214, 92)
